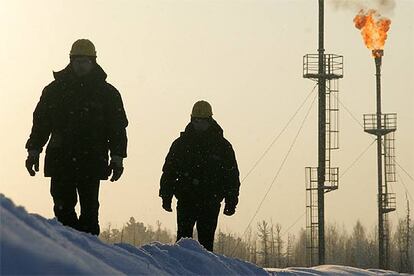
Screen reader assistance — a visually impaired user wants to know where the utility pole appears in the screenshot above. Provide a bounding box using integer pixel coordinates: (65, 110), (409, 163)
(303, 0), (343, 266)
(363, 50), (397, 269)
(317, 0), (326, 264)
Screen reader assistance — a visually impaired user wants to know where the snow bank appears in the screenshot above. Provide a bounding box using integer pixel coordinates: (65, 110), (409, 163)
(267, 265), (404, 275)
(1, 194), (407, 275)
(0, 194), (265, 275)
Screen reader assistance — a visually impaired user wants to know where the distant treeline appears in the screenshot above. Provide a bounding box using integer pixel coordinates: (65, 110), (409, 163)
(100, 213), (413, 273)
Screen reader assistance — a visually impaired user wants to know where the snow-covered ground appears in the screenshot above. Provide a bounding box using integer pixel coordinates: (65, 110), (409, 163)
(267, 267), (406, 275)
(0, 194), (407, 275)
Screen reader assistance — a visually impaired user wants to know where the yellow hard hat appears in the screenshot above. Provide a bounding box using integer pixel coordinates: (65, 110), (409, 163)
(191, 100), (213, 118)
(70, 39), (97, 57)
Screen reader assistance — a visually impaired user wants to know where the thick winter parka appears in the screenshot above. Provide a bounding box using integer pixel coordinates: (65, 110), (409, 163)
(160, 120), (240, 207)
(26, 64), (128, 180)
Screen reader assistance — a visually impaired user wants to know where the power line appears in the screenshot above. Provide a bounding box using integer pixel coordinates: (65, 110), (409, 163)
(395, 160), (414, 184)
(241, 83), (318, 183)
(340, 139), (377, 178)
(397, 172), (414, 203)
(281, 211), (306, 238)
(230, 91), (317, 256)
(337, 97), (364, 129)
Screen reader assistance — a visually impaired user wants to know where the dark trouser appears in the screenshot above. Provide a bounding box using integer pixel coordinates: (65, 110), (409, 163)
(176, 202), (221, 252)
(50, 177), (100, 235)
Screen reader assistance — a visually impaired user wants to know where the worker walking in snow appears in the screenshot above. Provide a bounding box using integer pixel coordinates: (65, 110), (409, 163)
(160, 100), (240, 251)
(25, 39), (128, 235)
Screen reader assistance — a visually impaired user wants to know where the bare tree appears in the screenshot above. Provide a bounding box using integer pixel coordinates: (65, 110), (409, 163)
(269, 223), (275, 267)
(395, 195), (412, 273)
(216, 229), (226, 254)
(326, 223), (347, 264)
(251, 237), (258, 265)
(120, 225), (125, 243)
(274, 223), (283, 267)
(404, 196), (412, 273)
(286, 234), (294, 267)
(293, 228), (306, 267)
(99, 223), (112, 243)
(257, 220), (270, 267)
(269, 222), (283, 267)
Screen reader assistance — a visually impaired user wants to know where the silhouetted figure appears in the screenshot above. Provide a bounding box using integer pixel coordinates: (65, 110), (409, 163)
(160, 100), (240, 251)
(25, 39), (128, 235)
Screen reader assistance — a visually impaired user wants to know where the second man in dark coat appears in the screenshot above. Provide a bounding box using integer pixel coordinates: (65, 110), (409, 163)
(160, 100), (240, 251)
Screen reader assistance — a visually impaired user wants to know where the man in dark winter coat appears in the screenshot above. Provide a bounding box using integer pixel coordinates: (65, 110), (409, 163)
(159, 100), (240, 251)
(25, 39), (128, 235)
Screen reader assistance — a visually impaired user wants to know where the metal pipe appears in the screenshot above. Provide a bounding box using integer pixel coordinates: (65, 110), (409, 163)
(374, 50), (385, 269)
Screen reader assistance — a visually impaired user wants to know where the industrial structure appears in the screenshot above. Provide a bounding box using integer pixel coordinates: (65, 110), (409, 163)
(363, 49), (397, 269)
(302, 0), (343, 266)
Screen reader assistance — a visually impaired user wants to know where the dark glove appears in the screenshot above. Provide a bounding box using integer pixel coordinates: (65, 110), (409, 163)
(162, 198), (172, 212)
(223, 203), (236, 216)
(109, 156), (124, 182)
(25, 150), (40, 176)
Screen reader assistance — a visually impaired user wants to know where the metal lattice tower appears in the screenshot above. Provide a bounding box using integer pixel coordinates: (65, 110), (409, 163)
(303, 0), (343, 266)
(363, 50), (397, 269)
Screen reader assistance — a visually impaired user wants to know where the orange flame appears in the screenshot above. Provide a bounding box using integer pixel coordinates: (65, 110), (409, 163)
(354, 9), (391, 57)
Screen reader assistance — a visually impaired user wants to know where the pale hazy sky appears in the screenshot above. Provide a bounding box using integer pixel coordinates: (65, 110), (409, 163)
(1, 0), (413, 237)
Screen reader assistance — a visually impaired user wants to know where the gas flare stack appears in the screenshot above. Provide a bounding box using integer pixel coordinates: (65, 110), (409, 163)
(364, 49), (397, 270)
(354, 10), (397, 270)
(302, 0), (343, 266)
